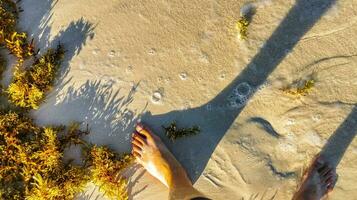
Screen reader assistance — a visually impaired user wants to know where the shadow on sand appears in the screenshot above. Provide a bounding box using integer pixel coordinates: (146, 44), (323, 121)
(141, 0), (338, 182)
(24, 0), (357, 199)
(35, 80), (143, 153)
(319, 106), (357, 167)
(19, 0), (95, 89)
(17, 1), (108, 199)
(20, 1), (145, 198)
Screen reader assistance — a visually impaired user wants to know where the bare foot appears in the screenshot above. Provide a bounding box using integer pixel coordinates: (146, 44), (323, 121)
(293, 156), (338, 200)
(131, 123), (192, 188)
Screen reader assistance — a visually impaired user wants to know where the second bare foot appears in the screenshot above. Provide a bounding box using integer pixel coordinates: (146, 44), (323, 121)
(293, 156), (338, 200)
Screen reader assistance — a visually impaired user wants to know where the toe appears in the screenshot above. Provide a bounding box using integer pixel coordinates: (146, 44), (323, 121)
(318, 164), (335, 186)
(326, 171), (337, 184)
(132, 149), (144, 165)
(132, 151), (141, 159)
(327, 174), (338, 192)
(133, 131), (147, 144)
(136, 123), (153, 138)
(132, 142), (142, 152)
(323, 173), (334, 185)
(322, 168), (332, 177)
(132, 146), (142, 157)
(132, 139), (143, 148)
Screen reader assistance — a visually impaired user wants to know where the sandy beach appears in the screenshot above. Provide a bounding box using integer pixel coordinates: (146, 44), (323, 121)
(14, 0), (357, 199)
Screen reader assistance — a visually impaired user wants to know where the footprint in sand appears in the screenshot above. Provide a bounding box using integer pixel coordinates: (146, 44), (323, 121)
(199, 51), (210, 64)
(126, 65), (133, 74)
(219, 72), (226, 80)
(92, 48), (100, 55)
(108, 50), (116, 57)
(151, 89), (164, 104)
(179, 72), (188, 80)
(286, 118), (296, 126)
(312, 114), (321, 122)
(148, 48), (157, 55)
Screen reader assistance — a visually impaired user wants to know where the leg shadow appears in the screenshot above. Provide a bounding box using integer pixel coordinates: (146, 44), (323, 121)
(141, 0), (337, 182)
(319, 106), (357, 167)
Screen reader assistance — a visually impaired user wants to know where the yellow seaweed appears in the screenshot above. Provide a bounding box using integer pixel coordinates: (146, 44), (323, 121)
(236, 16), (250, 40)
(0, 1), (133, 200)
(284, 79), (315, 96)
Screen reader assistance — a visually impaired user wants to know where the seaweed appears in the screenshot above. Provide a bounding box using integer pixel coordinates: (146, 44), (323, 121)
(0, 0), (34, 62)
(0, 111), (131, 200)
(0, 1), (133, 200)
(7, 45), (65, 109)
(236, 3), (256, 40)
(162, 121), (200, 141)
(89, 146), (134, 200)
(236, 16), (250, 40)
(0, 112), (89, 199)
(283, 79), (315, 96)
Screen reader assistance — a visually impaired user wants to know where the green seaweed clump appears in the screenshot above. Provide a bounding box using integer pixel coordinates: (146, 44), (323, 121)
(7, 45), (65, 109)
(162, 121), (200, 141)
(89, 146), (134, 200)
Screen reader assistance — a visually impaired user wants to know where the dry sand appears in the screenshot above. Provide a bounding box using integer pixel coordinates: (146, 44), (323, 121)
(15, 0), (357, 199)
